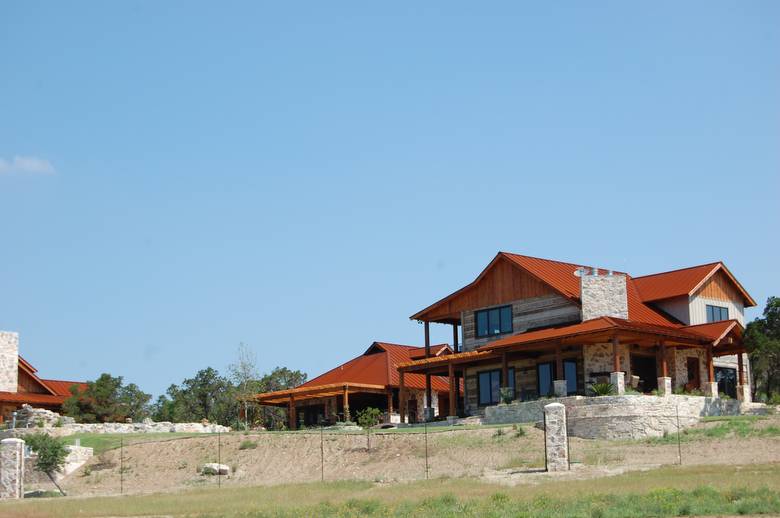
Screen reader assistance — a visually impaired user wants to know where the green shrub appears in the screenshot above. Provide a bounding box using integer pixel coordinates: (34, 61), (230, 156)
(356, 407), (383, 429)
(589, 383), (615, 396)
(25, 433), (69, 495)
(238, 439), (258, 450)
(767, 393), (780, 406)
(493, 428), (506, 438)
(499, 387), (514, 404)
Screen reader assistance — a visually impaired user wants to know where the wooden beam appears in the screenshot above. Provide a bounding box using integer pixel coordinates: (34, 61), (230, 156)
(707, 344), (715, 383)
(288, 396), (296, 430)
(448, 362), (456, 417)
(612, 335), (621, 372)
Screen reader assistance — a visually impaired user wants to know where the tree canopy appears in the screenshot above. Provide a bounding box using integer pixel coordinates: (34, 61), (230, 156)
(63, 373), (151, 423)
(745, 296), (780, 402)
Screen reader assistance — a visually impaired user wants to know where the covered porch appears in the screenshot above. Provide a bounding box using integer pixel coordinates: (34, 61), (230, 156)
(397, 317), (748, 421)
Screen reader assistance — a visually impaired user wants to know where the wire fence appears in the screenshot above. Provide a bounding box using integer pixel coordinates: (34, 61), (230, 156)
(16, 404), (748, 497)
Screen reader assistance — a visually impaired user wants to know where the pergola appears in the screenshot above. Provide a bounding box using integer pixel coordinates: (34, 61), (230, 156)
(397, 317), (746, 422)
(253, 382), (390, 429)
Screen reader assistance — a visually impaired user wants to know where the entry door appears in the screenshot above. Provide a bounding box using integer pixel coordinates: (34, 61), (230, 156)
(686, 357), (700, 389)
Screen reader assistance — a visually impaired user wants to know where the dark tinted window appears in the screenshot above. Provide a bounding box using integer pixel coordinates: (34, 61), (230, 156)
(538, 363), (554, 397)
(477, 368), (515, 405)
(564, 360), (578, 395)
(706, 305), (729, 323)
(476, 306), (513, 337)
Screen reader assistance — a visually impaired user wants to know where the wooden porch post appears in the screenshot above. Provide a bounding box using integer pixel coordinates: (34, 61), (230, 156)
(386, 391), (394, 415)
(343, 385), (350, 422)
(448, 361), (456, 417)
(501, 351), (509, 389)
(399, 371), (406, 423)
(707, 344), (715, 383)
(738, 353), (745, 385)
(452, 323), (459, 353)
(660, 341), (668, 377)
(555, 343), (564, 379)
(424, 321), (432, 417)
(612, 335), (621, 372)
(288, 396), (296, 430)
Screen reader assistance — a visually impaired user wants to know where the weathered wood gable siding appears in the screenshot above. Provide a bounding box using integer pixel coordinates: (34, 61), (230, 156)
(17, 369), (49, 394)
(421, 258), (558, 322)
(462, 294), (581, 351)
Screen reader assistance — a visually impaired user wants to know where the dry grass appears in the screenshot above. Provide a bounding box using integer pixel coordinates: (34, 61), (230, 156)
(2, 463), (779, 517)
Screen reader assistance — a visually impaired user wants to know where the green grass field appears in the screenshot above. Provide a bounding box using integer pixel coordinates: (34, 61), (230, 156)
(3, 463), (779, 517)
(645, 415), (780, 444)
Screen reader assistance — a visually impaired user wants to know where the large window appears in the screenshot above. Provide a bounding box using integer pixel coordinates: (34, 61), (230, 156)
(706, 304), (729, 323)
(564, 360), (578, 395)
(537, 362), (555, 397)
(476, 306), (512, 337)
(478, 368), (515, 406)
(715, 367), (737, 399)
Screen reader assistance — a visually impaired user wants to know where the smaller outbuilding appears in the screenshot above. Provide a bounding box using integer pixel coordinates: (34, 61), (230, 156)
(254, 341), (456, 429)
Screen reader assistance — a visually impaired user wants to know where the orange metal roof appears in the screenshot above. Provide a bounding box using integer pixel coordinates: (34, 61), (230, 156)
(41, 379), (88, 397)
(633, 262), (756, 306)
(0, 391), (69, 405)
(682, 320), (742, 345)
(293, 341), (450, 393)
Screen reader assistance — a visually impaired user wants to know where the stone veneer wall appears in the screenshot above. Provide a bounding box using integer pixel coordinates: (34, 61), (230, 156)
(0, 332), (19, 393)
(583, 343), (631, 382)
(483, 394), (748, 440)
(673, 348), (709, 390)
(580, 273), (629, 321)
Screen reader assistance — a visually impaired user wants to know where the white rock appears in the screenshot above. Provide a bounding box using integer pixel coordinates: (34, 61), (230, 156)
(201, 463), (230, 476)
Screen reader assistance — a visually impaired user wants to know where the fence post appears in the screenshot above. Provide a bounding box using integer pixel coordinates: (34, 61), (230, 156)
(676, 403), (682, 465)
(320, 424), (324, 482)
(120, 436), (124, 495)
(424, 421), (429, 480)
(0, 438), (25, 499)
(217, 431), (222, 488)
(543, 403), (569, 472)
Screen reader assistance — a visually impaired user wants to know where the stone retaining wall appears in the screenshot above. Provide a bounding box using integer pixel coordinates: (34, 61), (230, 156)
(484, 394), (752, 440)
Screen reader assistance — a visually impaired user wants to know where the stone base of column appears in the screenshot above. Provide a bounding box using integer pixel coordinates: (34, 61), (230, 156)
(704, 381), (719, 399)
(736, 384), (751, 403)
(0, 438), (25, 499)
(423, 408), (436, 421)
(543, 402), (569, 472)
(446, 415), (458, 425)
(657, 377), (672, 397)
(553, 380), (568, 397)
(610, 372), (625, 395)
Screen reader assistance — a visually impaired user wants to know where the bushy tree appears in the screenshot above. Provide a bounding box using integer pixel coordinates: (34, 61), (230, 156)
(746, 297), (780, 401)
(228, 343), (261, 430)
(63, 373), (151, 423)
(255, 367), (307, 430)
(152, 368), (237, 425)
(26, 433), (69, 495)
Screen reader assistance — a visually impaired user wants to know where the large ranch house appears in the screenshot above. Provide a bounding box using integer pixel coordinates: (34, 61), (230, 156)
(398, 252), (755, 421)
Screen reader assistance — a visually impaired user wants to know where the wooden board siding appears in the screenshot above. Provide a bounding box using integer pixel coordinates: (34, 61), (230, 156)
(695, 271), (743, 304)
(653, 296), (690, 325)
(461, 294), (580, 351)
(17, 370), (49, 394)
(420, 257), (558, 322)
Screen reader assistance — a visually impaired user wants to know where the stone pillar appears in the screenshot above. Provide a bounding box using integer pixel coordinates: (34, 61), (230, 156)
(658, 377), (672, 397)
(704, 381), (718, 399)
(543, 403), (569, 472)
(610, 371), (625, 395)
(0, 332), (20, 393)
(553, 380), (567, 397)
(0, 438), (25, 499)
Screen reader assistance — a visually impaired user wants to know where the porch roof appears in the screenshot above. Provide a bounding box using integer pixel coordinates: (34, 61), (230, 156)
(398, 317), (744, 375)
(253, 382), (388, 406)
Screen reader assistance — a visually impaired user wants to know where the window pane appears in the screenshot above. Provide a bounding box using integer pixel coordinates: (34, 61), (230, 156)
(488, 309), (501, 335)
(508, 368), (515, 391)
(565, 361), (577, 395)
(490, 371), (501, 403)
(706, 305), (714, 323)
(500, 306), (512, 333)
(721, 307), (729, 320)
(476, 311), (488, 337)
(538, 363), (553, 396)
(478, 372), (491, 405)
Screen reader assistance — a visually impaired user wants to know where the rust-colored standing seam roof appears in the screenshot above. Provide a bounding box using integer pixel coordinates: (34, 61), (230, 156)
(633, 262), (756, 307)
(682, 320), (743, 345)
(479, 317), (712, 352)
(41, 379), (89, 397)
(411, 252), (679, 327)
(293, 342), (450, 393)
(0, 391), (70, 405)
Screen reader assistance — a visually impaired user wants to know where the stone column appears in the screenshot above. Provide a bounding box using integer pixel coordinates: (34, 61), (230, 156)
(736, 384), (751, 403)
(704, 382), (718, 399)
(610, 372), (625, 395)
(543, 403), (569, 472)
(553, 380), (567, 397)
(0, 438), (25, 499)
(0, 332), (20, 393)
(658, 377), (672, 397)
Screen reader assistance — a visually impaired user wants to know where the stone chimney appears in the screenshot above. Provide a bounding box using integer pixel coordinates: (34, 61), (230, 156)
(0, 331), (19, 393)
(579, 268), (628, 321)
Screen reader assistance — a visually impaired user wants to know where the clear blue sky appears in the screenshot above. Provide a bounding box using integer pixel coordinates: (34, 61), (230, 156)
(1, 2), (778, 397)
